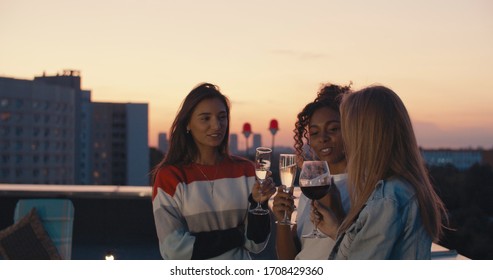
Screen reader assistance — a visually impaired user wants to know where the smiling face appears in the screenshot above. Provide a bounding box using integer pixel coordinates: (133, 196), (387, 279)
(187, 97), (228, 154)
(308, 106), (347, 174)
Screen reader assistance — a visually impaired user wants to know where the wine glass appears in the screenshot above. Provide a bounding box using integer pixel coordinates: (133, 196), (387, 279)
(249, 147), (272, 215)
(299, 160), (331, 238)
(276, 154), (297, 225)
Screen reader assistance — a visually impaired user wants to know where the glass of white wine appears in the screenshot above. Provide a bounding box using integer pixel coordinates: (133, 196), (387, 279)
(277, 154), (297, 225)
(249, 147), (272, 215)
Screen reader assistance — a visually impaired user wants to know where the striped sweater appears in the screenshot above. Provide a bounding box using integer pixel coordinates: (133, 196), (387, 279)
(152, 156), (270, 259)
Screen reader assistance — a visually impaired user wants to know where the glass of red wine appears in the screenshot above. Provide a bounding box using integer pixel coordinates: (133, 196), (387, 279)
(299, 160), (331, 238)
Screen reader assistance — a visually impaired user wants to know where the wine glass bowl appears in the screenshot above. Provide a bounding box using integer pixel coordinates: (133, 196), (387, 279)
(299, 160), (331, 238)
(277, 154), (297, 225)
(249, 147), (272, 215)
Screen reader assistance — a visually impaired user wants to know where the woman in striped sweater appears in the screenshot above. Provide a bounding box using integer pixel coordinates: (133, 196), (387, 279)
(152, 83), (275, 259)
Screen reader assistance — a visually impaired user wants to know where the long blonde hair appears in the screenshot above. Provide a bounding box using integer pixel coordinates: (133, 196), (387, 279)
(339, 85), (447, 241)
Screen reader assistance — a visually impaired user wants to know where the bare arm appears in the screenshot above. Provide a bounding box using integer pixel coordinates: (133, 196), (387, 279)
(272, 186), (300, 259)
(275, 224), (300, 259)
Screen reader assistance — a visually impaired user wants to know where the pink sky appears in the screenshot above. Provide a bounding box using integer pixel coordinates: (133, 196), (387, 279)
(1, 0), (492, 149)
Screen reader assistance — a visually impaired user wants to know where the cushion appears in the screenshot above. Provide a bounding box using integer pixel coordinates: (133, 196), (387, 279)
(0, 208), (61, 260)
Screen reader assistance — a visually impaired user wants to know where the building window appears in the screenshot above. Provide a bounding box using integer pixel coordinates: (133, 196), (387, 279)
(16, 127), (23, 136)
(1, 140), (9, 150)
(1, 168), (9, 178)
(2, 154), (10, 163)
(31, 141), (39, 151)
(0, 112), (10, 122)
(1, 127), (10, 136)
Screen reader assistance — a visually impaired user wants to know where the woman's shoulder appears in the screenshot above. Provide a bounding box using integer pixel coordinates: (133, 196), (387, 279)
(371, 177), (416, 203)
(153, 164), (192, 197)
(155, 164), (192, 180)
(332, 173), (348, 186)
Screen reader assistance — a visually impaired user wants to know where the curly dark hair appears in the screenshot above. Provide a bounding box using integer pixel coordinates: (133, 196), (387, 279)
(293, 83), (352, 165)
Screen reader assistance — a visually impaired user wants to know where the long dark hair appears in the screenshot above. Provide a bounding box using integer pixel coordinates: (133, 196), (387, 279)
(293, 83), (351, 165)
(152, 83), (231, 178)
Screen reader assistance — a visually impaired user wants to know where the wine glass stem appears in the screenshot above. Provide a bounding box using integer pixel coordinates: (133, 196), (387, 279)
(282, 186), (291, 222)
(313, 200), (321, 236)
(282, 210), (288, 221)
(256, 179), (264, 209)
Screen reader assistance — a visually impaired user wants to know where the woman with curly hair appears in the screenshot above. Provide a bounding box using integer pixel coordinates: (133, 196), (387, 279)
(272, 82), (352, 259)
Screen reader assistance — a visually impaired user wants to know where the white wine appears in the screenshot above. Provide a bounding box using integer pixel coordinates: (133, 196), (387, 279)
(279, 164), (297, 187)
(250, 147), (272, 216)
(255, 169), (268, 180)
(277, 154), (297, 225)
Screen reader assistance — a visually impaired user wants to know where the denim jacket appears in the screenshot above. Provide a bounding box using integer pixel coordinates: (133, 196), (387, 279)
(329, 177), (432, 259)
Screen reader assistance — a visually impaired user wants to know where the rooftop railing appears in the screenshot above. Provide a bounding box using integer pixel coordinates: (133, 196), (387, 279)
(0, 184), (467, 260)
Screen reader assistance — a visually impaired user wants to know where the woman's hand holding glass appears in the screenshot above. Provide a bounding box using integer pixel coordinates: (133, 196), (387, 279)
(310, 200), (340, 240)
(250, 147), (274, 215)
(275, 154), (297, 225)
(272, 185), (295, 224)
(251, 171), (276, 206)
(309, 179), (346, 240)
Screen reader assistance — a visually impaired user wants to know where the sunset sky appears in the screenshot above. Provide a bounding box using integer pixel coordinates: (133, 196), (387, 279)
(1, 0), (492, 149)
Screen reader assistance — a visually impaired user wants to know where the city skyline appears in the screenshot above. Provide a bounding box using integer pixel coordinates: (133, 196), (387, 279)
(1, 1), (492, 149)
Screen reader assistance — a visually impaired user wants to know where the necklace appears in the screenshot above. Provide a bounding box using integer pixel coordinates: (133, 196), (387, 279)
(194, 163), (219, 195)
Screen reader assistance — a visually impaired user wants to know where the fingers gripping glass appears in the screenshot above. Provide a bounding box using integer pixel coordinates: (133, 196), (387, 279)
(249, 147), (272, 215)
(299, 161), (331, 238)
(276, 154), (297, 225)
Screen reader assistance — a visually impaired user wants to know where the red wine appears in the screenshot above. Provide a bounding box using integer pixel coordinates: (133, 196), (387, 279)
(300, 185), (330, 200)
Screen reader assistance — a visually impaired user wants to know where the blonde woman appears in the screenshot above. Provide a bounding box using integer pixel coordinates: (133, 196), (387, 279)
(314, 85), (447, 259)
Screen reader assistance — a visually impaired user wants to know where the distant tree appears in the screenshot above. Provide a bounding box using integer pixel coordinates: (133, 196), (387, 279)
(429, 163), (493, 259)
(428, 164), (464, 210)
(465, 163), (493, 217)
(149, 148), (164, 184)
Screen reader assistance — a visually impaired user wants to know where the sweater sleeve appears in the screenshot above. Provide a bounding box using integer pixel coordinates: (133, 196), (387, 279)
(153, 167), (196, 259)
(191, 226), (245, 259)
(246, 194), (271, 243)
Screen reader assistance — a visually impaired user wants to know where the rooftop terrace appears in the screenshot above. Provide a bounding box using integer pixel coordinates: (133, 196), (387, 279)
(0, 184), (466, 260)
